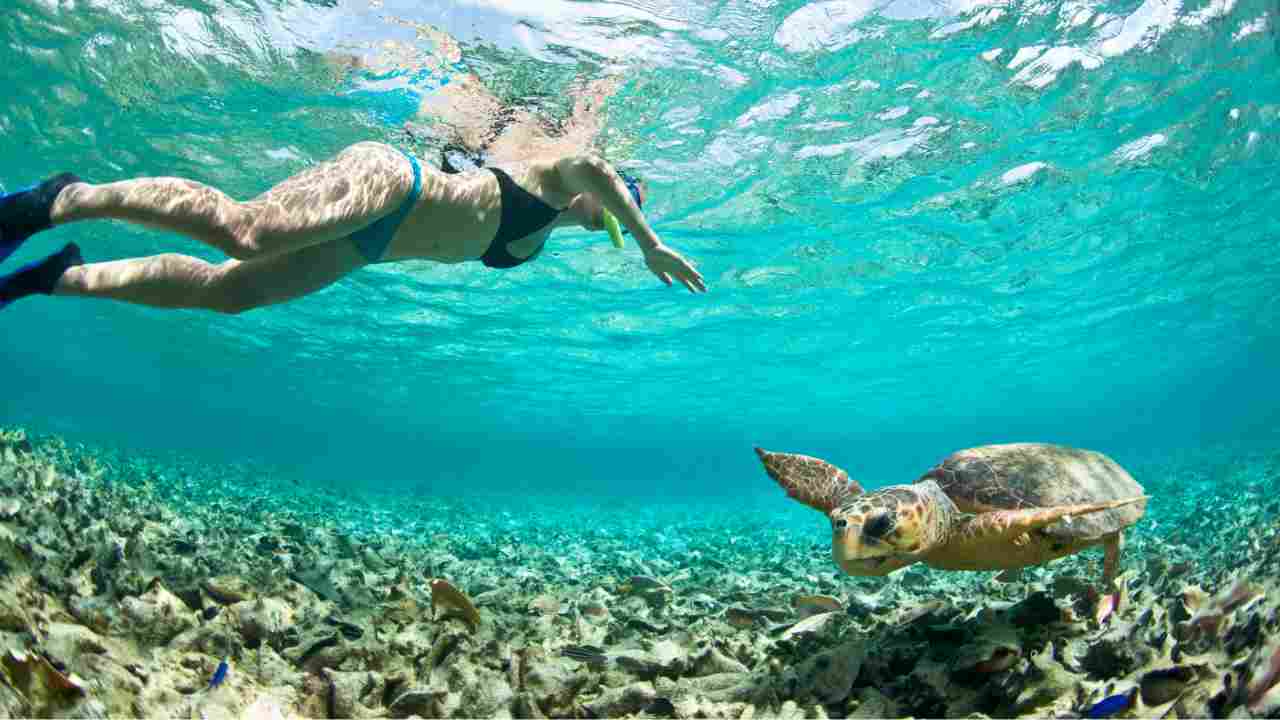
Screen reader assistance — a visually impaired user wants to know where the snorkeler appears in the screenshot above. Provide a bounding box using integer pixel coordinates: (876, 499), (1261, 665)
(0, 77), (705, 313)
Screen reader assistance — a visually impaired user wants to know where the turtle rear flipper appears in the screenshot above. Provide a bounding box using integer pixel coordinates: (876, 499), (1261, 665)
(926, 496), (1148, 570)
(754, 447), (864, 513)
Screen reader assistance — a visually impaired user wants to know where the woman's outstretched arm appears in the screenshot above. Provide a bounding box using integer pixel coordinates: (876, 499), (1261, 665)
(554, 155), (706, 294)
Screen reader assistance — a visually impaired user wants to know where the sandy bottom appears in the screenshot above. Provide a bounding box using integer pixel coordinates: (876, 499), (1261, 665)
(0, 426), (1278, 719)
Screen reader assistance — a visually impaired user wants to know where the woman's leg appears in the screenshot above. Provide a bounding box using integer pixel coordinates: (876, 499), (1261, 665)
(53, 237), (368, 314)
(48, 142), (414, 261)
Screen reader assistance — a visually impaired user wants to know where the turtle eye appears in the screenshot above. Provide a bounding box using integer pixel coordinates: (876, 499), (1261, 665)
(833, 517), (848, 530)
(863, 513), (894, 539)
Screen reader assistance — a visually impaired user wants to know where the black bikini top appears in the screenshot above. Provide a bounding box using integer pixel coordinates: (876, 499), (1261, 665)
(481, 167), (566, 269)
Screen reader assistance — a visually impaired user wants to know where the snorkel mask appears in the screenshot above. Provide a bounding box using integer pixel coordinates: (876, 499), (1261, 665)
(620, 171), (644, 208)
(603, 170), (644, 249)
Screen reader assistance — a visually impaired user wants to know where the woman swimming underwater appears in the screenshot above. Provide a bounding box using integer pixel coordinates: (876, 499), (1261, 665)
(0, 75), (705, 312)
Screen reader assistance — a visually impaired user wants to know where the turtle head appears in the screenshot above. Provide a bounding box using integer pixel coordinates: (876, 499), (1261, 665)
(829, 481), (956, 573)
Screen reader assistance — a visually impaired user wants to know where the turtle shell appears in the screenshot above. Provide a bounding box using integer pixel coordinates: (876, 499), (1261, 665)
(919, 443), (1146, 540)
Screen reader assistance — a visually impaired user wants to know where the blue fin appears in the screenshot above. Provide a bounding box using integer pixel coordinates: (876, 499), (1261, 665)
(0, 243), (81, 310)
(0, 173), (81, 264)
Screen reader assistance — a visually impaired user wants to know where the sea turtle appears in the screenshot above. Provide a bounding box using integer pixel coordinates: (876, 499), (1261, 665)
(754, 443), (1148, 588)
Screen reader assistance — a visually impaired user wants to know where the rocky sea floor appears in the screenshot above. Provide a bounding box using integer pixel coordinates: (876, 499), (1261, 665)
(1, 426), (1279, 719)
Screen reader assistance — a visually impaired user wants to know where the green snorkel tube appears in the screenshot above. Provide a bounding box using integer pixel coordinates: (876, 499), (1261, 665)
(603, 209), (626, 249)
(604, 170), (644, 249)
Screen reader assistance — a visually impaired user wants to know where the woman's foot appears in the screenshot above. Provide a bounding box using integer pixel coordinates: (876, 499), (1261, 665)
(0, 242), (82, 309)
(0, 173), (81, 264)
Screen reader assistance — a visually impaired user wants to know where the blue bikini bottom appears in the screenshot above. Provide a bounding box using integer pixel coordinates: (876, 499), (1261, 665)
(351, 148), (422, 264)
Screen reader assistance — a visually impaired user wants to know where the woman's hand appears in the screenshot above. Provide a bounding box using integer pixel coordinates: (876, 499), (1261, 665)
(643, 243), (707, 293)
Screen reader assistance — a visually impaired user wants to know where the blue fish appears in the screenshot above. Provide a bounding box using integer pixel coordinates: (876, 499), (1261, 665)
(208, 659), (229, 690)
(1086, 690), (1133, 718)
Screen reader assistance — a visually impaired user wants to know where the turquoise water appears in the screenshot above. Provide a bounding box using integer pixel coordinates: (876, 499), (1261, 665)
(1, 0), (1277, 501)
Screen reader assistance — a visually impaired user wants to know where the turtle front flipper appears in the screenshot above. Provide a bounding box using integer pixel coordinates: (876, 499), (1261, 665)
(838, 554), (920, 577)
(926, 496), (1148, 571)
(754, 447), (864, 513)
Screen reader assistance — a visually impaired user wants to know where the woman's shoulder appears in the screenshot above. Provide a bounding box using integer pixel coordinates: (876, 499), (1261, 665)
(485, 156), (569, 182)
(437, 154), (577, 191)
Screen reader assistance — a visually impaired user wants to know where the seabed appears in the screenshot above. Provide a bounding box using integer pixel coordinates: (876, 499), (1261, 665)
(0, 426), (1277, 718)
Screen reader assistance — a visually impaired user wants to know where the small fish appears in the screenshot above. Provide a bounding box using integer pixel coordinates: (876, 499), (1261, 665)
(208, 658), (229, 690)
(1085, 690), (1133, 718)
(561, 645), (609, 665)
(1094, 591), (1119, 625)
